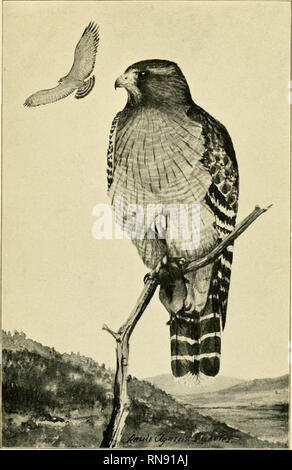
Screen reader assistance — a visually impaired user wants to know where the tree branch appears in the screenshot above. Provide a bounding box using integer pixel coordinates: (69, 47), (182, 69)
(100, 204), (271, 448)
(100, 275), (159, 448)
(184, 204), (272, 274)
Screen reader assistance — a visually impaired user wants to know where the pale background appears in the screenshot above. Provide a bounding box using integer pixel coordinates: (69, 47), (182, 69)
(2, 1), (290, 381)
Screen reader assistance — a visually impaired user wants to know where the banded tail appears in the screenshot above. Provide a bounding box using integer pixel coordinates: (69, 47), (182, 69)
(75, 75), (95, 99)
(170, 311), (221, 377)
(170, 257), (231, 378)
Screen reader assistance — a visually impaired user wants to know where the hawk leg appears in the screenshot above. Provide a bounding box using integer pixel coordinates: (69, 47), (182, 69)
(158, 257), (188, 318)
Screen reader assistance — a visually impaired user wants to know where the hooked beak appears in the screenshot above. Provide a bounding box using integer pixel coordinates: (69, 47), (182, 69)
(114, 72), (136, 90)
(114, 70), (142, 104)
(114, 77), (122, 89)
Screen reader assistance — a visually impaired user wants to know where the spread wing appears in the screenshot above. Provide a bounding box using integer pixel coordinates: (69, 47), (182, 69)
(68, 21), (99, 81)
(24, 81), (76, 107)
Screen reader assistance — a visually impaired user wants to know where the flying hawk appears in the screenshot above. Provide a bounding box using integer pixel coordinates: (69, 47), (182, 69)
(107, 59), (239, 378)
(24, 22), (99, 107)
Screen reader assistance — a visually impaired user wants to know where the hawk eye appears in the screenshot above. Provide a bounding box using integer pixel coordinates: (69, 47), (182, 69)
(137, 71), (147, 79)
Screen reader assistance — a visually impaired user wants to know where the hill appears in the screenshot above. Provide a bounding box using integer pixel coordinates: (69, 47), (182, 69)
(180, 374), (289, 408)
(2, 330), (283, 449)
(175, 374), (289, 446)
(145, 373), (245, 396)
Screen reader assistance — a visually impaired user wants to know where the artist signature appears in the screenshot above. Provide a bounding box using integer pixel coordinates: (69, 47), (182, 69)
(126, 432), (197, 447)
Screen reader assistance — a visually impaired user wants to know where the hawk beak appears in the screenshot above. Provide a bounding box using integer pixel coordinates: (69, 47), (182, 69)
(114, 73), (135, 90)
(114, 78), (122, 89)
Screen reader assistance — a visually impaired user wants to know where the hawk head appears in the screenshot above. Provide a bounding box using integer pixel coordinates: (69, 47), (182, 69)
(115, 59), (192, 108)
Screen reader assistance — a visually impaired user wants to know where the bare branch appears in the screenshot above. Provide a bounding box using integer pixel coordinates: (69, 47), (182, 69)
(184, 204), (272, 274)
(102, 324), (120, 341)
(100, 204), (271, 448)
(100, 275), (159, 448)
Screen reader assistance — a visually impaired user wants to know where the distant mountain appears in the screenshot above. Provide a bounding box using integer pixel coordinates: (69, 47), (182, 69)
(217, 375), (289, 394)
(2, 330), (274, 449)
(180, 374), (289, 408)
(178, 374), (289, 446)
(145, 373), (245, 396)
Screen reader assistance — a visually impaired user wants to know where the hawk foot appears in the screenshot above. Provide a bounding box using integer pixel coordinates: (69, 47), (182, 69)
(143, 271), (159, 284)
(158, 256), (188, 288)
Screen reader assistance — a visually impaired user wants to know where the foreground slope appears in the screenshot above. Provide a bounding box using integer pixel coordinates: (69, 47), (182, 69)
(2, 331), (281, 448)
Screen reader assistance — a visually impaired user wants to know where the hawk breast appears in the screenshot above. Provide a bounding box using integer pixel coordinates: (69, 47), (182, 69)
(109, 106), (211, 207)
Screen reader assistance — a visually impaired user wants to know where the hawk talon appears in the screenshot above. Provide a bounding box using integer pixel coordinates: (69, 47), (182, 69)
(144, 272), (152, 284)
(144, 271), (159, 284)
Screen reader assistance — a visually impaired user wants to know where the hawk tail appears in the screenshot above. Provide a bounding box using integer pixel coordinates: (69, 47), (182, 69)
(170, 266), (225, 378)
(75, 75), (95, 99)
(170, 307), (221, 378)
(170, 312), (201, 377)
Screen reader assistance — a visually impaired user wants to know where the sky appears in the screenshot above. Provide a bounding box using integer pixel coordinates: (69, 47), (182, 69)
(2, 1), (290, 381)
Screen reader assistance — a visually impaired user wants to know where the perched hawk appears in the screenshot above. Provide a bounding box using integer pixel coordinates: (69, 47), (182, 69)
(24, 22), (99, 107)
(107, 60), (239, 378)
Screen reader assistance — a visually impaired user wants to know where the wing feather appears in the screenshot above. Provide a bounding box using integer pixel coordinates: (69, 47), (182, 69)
(24, 82), (76, 107)
(68, 21), (99, 81)
(106, 113), (121, 191)
(187, 104), (239, 329)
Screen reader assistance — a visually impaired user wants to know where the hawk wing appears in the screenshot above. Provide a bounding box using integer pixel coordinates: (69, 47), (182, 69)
(106, 113), (120, 191)
(23, 81), (76, 107)
(168, 105), (239, 377)
(68, 21), (99, 81)
(187, 104), (239, 329)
